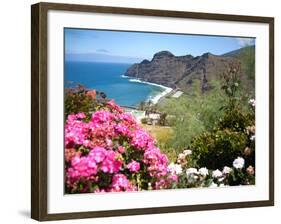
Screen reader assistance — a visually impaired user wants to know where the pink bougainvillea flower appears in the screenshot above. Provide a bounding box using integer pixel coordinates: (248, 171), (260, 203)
(67, 114), (77, 122)
(106, 138), (113, 148)
(89, 146), (107, 163)
(131, 129), (155, 149)
(114, 123), (130, 136)
(65, 102), (175, 193)
(100, 150), (122, 173)
(117, 146), (125, 154)
(107, 100), (123, 113)
(76, 112), (86, 119)
(67, 155), (98, 180)
(93, 188), (106, 193)
(127, 160), (140, 172)
(65, 148), (80, 162)
(109, 174), (137, 192)
(91, 110), (114, 124)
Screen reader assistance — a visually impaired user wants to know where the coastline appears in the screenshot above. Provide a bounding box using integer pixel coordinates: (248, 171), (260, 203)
(121, 75), (173, 104)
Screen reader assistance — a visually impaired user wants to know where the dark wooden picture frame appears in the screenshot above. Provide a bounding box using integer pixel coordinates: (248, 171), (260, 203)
(31, 2), (274, 221)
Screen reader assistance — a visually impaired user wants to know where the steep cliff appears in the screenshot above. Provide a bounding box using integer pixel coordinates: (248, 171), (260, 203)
(124, 50), (245, 92)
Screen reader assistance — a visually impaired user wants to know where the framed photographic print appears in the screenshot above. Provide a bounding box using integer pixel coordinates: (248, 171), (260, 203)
(31, 2), (274, 221)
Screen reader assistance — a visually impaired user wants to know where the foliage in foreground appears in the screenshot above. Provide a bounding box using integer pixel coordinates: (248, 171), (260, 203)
(65, 100), (177, 193)
(65, 84), (107, 120)
(64, 67), (256, 192)
(64, 100), (255, 193)
(170, 152), (255, 188)
(189, 65), (255, 170)
(157, 80), (227, 154)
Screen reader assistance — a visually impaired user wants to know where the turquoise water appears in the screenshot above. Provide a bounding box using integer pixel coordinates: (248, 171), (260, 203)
(65, 61), (164, 107)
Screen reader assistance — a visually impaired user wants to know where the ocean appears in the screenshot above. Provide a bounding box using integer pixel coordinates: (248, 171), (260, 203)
(65, 61), (171, 107)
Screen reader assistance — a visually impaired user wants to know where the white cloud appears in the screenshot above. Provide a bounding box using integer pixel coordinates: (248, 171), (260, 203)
(236, 38), (255, 47)
(96, 49), (109, 53)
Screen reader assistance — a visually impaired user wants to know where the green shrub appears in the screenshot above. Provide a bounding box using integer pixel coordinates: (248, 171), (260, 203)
(190, 129), (248, 170)
(158, 80), (227, 150)
(166, 115), (177, 126)
(188, 64), (255, 170)
(218, 108), (254, 132)
(169, 114), (205, 152)
(64, 85), (107, 120)
(141, 117), (148, 124)
(226, 167), (255, 186)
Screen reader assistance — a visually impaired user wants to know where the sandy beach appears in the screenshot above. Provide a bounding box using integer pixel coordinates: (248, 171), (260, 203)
(121, 75), (173, 104)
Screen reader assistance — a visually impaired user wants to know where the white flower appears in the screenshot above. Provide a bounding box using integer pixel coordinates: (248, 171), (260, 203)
(183, 149), (192, 156)
(199, 167), (209, 176)
(222, 166), (232, 174)
(248, 99), (256, 107)
(177, 153), (186, 160)
(250, 135), (255, 141)
(186, 168), (198, 176)
(209, 182), (218, 188)
(212, 169), (223, 178)
(168, 163), (183, 175)
(233, 157), (245, 169)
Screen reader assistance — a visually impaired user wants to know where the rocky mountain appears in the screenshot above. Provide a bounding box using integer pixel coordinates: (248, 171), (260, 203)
(124, 48), (254, 92)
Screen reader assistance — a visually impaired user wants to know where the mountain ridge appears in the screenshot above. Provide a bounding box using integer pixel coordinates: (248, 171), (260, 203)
(124, 48), (251, 92)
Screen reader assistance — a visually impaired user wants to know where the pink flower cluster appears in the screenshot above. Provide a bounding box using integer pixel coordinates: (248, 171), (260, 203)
(67, 146), (122, 180)
(65, 100), (174, 193)
(110, 174), (136, 192)
(127, 160), (140, 172)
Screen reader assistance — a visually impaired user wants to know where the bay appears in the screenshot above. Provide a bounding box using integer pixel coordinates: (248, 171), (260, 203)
(64, 61), (165, 107)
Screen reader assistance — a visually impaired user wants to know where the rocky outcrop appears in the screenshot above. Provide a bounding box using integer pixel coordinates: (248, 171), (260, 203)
(124, 50), (241, 92)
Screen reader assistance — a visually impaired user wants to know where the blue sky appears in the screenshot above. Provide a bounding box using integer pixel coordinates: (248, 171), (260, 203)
(65, 28), (255, 63)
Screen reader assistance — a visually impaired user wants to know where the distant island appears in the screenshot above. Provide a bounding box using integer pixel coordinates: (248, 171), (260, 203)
(124, 46), (255, 93)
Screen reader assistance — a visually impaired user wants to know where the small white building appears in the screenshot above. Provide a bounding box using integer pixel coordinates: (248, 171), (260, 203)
(146, 113), (161, 126)
(148, 113), (161, 120)
(171, 91), (183, 98)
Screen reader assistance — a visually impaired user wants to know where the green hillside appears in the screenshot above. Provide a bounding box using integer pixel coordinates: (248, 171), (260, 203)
(223, 46), (255, 81)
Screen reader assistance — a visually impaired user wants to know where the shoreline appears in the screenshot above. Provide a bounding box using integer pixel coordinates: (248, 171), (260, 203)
(121, 75), (173, 104)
